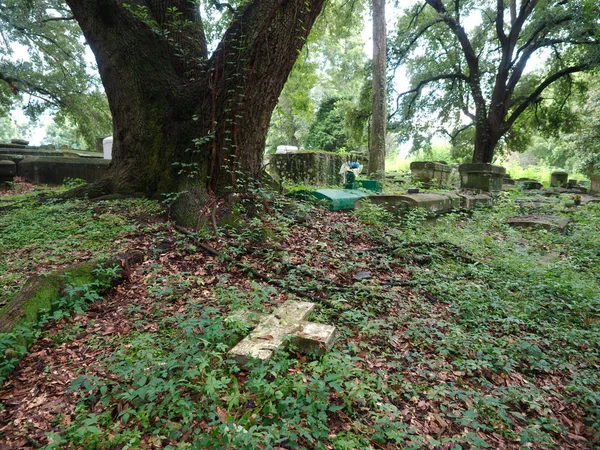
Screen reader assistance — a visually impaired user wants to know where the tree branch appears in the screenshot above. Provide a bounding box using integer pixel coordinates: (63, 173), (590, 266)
(424, 0), (487, 117)
(0, 71), (65, 108)
(496, 0), (507, 45)
(398, 73), (469, 99)
(392, 17), (445, 69)
(441, 122), (474, 141)
(504, 64), (591, 131)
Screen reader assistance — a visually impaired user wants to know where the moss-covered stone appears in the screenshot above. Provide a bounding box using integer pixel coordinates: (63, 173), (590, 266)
(458, 163), (506, 192)
(267, 151), (345, 186)
(590, 174), (600, 195)
(410, 161), (452, 187)
(0, 252), (143, 335)
(0, 263), (97, 334)
(550, 171), (568, 187)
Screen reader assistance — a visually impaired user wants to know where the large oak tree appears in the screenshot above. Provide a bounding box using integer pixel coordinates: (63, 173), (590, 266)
(61, 0), (325, 224)
(391, 0), (600, 163)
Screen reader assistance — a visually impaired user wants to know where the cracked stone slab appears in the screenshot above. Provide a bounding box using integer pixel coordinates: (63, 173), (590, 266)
(507, 214), (571, 234)
(228, 300), (336, 369)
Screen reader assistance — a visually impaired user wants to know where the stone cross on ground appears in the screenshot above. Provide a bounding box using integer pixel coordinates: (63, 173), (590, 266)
(228, 300), (336, 369)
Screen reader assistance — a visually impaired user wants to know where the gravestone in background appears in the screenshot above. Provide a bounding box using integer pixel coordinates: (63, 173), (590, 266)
(410, 161), (452, 187)
(268, 151), (345, 186)
(18, 157), (110, 185)
(550, 171), (568, 187)
(458, 163), (506, 192)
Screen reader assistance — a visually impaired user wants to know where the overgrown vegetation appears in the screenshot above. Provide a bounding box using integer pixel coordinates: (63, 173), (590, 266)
(0, 181), (598, 448)
(0, 196), (161, 307)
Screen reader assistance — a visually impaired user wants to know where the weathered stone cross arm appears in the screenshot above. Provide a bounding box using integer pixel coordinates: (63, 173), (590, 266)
(228, 300), (336, 370)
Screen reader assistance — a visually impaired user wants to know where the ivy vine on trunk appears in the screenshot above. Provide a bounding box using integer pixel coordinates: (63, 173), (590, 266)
(63, 0), (325, 225)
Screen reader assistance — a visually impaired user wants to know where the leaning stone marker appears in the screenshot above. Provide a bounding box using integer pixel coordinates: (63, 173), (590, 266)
(228, 300), (336, 369)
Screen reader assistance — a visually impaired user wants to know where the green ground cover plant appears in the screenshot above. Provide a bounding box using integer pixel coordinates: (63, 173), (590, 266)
(0, 197), (162, 308)
(0, 184), (598, 448)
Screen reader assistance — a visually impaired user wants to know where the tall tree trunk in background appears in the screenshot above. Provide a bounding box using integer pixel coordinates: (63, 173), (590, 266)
(64, 0), (325, 226)
(368, 0), (386, 178)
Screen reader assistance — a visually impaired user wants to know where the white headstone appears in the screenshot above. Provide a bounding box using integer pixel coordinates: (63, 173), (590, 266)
(102, 136), (113, 160)
(276, 145), (298, 154)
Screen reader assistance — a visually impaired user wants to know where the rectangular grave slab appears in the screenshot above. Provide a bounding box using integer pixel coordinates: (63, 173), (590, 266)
(289, 188), (370, 211)
(355, 193), (461, 215)
(507, 215), (571, 234)
(228, 300), (336, 369)
(0, 147), (64, 157)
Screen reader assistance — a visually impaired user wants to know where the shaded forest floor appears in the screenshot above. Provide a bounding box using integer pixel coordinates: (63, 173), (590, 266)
(0, 181), (599, 449)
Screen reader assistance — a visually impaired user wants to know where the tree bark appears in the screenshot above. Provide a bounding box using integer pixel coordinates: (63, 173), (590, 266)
(368, 0), (386, 178)
(64, 0), (325, 225)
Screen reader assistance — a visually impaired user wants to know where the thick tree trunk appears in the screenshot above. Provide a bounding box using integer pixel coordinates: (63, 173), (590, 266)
(368, 0), (386, 178)
(472, 108), (503, 164)
(65, 0), (325, 225)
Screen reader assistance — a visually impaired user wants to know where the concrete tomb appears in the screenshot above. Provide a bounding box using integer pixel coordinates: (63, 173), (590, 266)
(354, 192), (492, 215)
(0, 139), (108, 186)
(228, 300), (336, 370)
(550, 171), (568, 187)
(0, 160), (17, 183)
(517, 179), (543, 190)
(268, 151), (345, 186)
(18, 156), (110, 185)
(410, 161), (452, 187)
(458, 163), (506, 192)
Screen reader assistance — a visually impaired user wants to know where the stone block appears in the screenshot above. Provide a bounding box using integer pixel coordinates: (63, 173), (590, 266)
(410, 161), (452, 187)
(18, 156), (110, 185)
(289, 321), (336, 354)
(590, 174), (600, 195)
(550, 171), (568, 187)
(268, 151), (345, 186)
(457, 193), (493, 209)
(518, 179), (543, 190)
(458, 163), (506, 192)
(0, 160), (17, 183)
